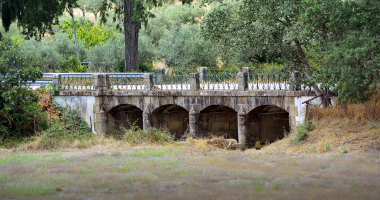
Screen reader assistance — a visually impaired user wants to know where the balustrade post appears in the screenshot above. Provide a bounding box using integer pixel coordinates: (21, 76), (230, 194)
(52, 74), (61, 87)
(93, 73), (109, 91)
(238, 72), (248, 91)
(189, 107), (198, 138)
(155, 68), (165, 84)
(237, 106), (247, 147)
(143, 106), (152, 131)
(242, 67), (252, 79)
(197, 67), (208, 83)
(144, 73), (154, 91)
(289, 71), (300, 91)
(190, 73), (200, 91)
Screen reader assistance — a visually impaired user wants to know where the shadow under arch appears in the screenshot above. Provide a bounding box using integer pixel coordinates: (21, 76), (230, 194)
(246, 105), (289, 147)
(198, 105), (238, 140)
(105, 104), (143, 135)
(152, 104), (189, 139)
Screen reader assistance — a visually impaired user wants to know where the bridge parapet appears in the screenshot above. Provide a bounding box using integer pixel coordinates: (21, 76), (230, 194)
(52, 67), (309, 92)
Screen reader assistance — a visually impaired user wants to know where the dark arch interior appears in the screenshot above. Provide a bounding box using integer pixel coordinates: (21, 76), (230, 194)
(105, 104), (143, 135)
(152, 104), (189, 139)
(246, 105), (289, 147)
(198, 105), (238, 140)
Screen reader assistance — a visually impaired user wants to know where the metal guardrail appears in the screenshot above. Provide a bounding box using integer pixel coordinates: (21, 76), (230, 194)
(155, 75), (190, 90)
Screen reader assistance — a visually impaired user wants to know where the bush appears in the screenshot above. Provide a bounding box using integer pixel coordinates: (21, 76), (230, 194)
(0, 38), (44, 142)
(55, 33), (87, 60)
(114, 59), (154, 72)
(293, 119), (315, 144)
(59, 55), (87, 72)
(122, 127), (174, 144)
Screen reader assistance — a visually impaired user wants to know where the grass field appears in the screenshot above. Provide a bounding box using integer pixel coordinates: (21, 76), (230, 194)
(1, 142), (379, 200)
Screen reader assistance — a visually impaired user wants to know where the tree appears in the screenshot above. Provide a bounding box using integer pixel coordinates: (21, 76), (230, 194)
(99, 0), (193, 72)
(0, 0), (77, 40)
(85, 0), (104, 20)
(202, 0), (380, 103)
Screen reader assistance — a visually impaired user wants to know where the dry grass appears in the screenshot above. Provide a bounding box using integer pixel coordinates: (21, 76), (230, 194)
(260, 92), (380, 155)
(1, 144), (379, 200)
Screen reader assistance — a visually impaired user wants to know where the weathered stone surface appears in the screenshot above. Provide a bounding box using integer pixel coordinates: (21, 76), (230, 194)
(93, 73), (109, 91)
(155, 68), (165, 84)
(190, 73), (200, 91)
(238, 72), (248, 91)
(143, 73), (154, 91)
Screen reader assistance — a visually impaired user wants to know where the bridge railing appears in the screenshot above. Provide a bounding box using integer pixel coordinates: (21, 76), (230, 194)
(41, 67), (312, 92)
(60, 74), (93, 90)
(248, 69), (289, 90)
(108, 74), (145, 90)
(200, 73), (238, 90)
(154, 75), (190, 90)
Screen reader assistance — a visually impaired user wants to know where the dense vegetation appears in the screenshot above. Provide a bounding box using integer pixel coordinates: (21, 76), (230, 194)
(0, 0), (379, 142)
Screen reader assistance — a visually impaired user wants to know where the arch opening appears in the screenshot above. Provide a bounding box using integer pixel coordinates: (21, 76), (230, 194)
(152, 104), (189, 139)
(246, 105), (289, 147)
(105, 104), (143, 135)
(198, 105), (238, 140)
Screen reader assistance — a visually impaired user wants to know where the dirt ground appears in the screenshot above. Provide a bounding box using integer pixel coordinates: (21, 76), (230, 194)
(1, 141), (379, 200)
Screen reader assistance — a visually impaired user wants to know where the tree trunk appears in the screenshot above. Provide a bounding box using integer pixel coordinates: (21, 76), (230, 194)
(71, 8), (80, 60)
(80, 8), (85, 17)
(94, 12), (98, 21)
(294, 39), (322, 96)
(124, 0), (141, 72)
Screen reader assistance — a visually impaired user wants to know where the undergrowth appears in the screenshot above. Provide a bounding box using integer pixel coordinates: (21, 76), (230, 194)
(294, 119), (316, 144)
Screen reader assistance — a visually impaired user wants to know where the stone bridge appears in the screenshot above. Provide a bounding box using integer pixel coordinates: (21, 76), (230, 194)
(53, 68), (316, 147)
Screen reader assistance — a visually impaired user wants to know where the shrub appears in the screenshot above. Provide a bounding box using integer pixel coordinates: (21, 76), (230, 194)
(59, 55), (87, 72)
(293, 119), (315, 144)
(0, 38), (43, 142)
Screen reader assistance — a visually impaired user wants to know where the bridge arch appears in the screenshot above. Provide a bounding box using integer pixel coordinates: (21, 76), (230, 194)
(198, 105), (238, 140)
(152, 104), (189, 139)
(246, 105), (289, 147)
(105, 104), (143, 135)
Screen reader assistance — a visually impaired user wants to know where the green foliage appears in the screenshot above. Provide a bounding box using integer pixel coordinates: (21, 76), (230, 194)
(0, 38), (43, 142)
(0, 0), (73, 39)
(294, 119), (315, 144)
(86, 34), (125, 72)
(157, 24), (217, 68)
(114, 59), (154, 72)
(59, 55), (87, 72)
(37, 103), (92, 149)
(122, 127), (174, 144)
(19, 39), (62, 72)
(59, 19), (115, 48)
(55, 33), (87, 60)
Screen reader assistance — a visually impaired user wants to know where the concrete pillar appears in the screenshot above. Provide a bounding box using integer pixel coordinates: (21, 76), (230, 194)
(190, 73), (200, 91)
(155, 68), (165, 84)
(289, 71), (300, 91)
(288, 96), (298, 133)
(197, 67), (208, 83)
(144, 73), (154, 91)
(189, 107), (198, 138)
(238, 72), (248, 91)
(94, 112), (107, 135)
(93, 73), (109, 91)
(238, 106), (247, 146)
(52, 74), (61, 87)
(242, 67), (252, 79)
(143, 106), (152, 131)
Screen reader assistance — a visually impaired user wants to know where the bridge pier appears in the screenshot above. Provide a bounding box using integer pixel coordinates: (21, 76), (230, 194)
(143, 106), (152, 131)
(238, 106), (247, 146)
(189, 107), (198, 138)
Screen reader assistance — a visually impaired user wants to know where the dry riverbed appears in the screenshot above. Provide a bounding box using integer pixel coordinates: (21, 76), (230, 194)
(1, 142), (380, 200)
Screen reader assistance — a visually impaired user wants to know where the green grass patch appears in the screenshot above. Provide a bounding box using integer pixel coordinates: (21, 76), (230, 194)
(0, 174), (10, 183)
(0, 185), (56, 196)
(0, 155), (36, 164)
(132, 149), (165, 157)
